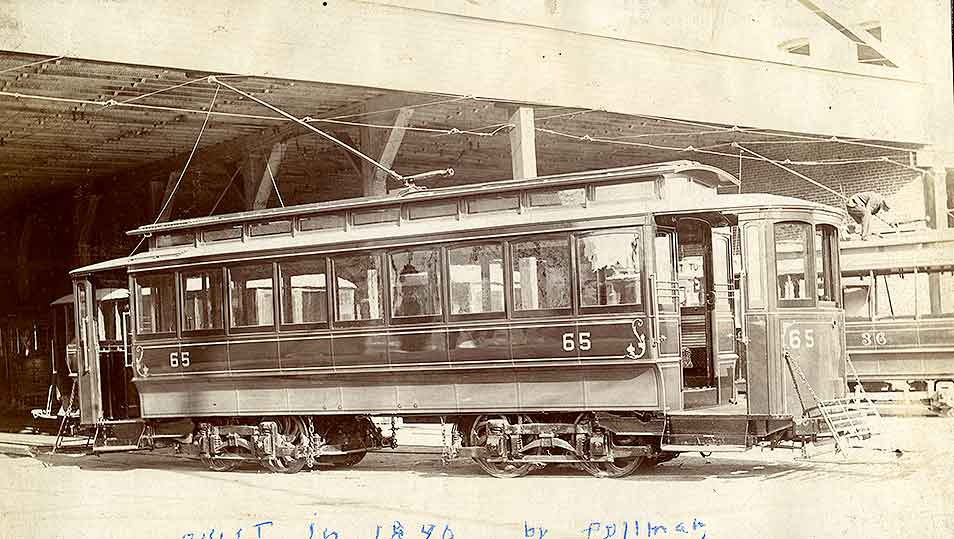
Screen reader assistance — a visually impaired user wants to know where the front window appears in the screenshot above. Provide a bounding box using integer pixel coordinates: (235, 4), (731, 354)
(815, 225), (837, 302)
(182, 270), (224, 331)
(279, 258), (328, 325)
(578, 232), (642, 308)
(228, 263), (275, 328)
(775, 222), (812, 304)
(511, 236), (571, 312)
(448, 243), (504, 315)
(389, 248), (443, 319)
(136, 273), (177, 334)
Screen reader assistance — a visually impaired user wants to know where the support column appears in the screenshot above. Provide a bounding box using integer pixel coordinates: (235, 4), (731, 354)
(247, 142), (287, 209)
(509, 107), (537, 180)
(924, 167), (950, 230)
(361, 107), (414, 196)
(152, 170), (179, 222)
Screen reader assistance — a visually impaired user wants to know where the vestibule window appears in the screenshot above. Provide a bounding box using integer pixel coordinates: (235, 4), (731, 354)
(182, 270), (224, 331)
(389, 248), (442, 319)
(511, 236), (571, 312)
(578, 231), (642, 308)
(279, 258), (328, 325)
(744, 225), (764, 309)
(333, 254), (383, 322)
(775, 222), (812, 304)
(448, 243), (504, 315)
(135, 273), (177, 334)
(228, 263), (275, 328)
(815, 225), (837, 302)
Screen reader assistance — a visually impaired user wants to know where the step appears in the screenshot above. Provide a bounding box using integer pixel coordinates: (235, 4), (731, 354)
(92, 444), (142, 453)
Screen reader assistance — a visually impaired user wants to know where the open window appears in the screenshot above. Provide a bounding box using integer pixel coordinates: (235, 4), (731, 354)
(447, 242), (505, 319)
(510, 235), (572, 316)
(134, 272), (177, 336)
(279, 258), (329, 327)
(228, 263), (275, 330)
(332, 253), (383, 325)
(389, 248), (443, 323)
(577, 230), (642, 314)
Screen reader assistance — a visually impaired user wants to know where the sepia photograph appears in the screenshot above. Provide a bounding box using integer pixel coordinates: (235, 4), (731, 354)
(0, 1), (952, 537)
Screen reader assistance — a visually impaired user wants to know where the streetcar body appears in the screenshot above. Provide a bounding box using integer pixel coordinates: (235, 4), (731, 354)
(69, 161), (849, 474)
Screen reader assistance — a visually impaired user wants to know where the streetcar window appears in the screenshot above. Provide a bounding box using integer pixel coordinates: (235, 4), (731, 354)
(299, 214), (345, 232)
(332, 254), (383, 322)
(774, 222), (812, 304)
(578, 232), (642, 308)
(353, 208), (400, 227)
(203, 225), (242, 242)
(228, 263), (275, 328)
(874, 272), (921, 319)
(528, 187), (586, 208)
(249, 220), (292, 237)
(933, 270), (954, 316)
(655, 231), (679, 313)
(389, 248), (443, 319)
(155, 232), (193, 248)
(408, 201), (458, 221)
(447, 243), (504, 315)
(279, 259), (328, 325)
(511, 236), (571, 311)
(592, 180), (656, 202)
(181, 269), (224, 331)
(815, 225), (837, 302)
(743, 225), (766, 309)
(135, 273), (177, 334)
(842, 275), (872, 319)
(466, 195), (519, 214)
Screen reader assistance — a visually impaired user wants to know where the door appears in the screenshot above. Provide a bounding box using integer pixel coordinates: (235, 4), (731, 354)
(711, 227), (739, 405)
(74, 279), (103, 425)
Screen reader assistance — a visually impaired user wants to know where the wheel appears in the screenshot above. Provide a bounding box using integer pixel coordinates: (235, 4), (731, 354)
(202, 445), (247, 472)
(322, 451), (367, 468)
(264, 416), (309, 474)
(469, 415), (532, 478)
(574, 416), (644, 478)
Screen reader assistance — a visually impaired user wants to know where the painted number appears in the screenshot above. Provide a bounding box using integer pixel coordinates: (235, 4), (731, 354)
(169, 351), (190, 368)
(562, 332), (592, 352)
(861, 332), (888, 346)
(787, 328), (815, 349)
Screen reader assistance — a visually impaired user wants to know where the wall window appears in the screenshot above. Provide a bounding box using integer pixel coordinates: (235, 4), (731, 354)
(249, 220), (292, 237)
(466, 195), (519, 214)
(333, 254), (383, 322)
(775, 222), (812, 303)
(874, 271), (921, 319)
(744, 225), (764, 309)
(592, 181), (656, 202)
(228, 263), (275, 328)
(448, 243), (504, 315)
(528, 187), (586, 208)
(842, 274), (872, 319)
(511, 236), (571, 311)
(135, 273), (177, 334)
(815, 225), (837, 302)
(935, 271), (954, 316)
(578, 232), (642, 307)
(279, 259), (328, 325)
(182, 270), (224, 331)
(389, 248), (442, 318)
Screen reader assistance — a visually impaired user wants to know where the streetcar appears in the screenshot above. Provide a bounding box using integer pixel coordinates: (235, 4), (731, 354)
(840, 230), (954, 415)
(68, 160), (858, 477)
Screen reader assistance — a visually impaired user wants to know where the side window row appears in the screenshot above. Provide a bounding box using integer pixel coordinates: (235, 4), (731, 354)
(135, 229), (644, 336)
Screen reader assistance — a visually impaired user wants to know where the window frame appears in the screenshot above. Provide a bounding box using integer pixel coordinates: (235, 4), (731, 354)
(842, 271), (874, 321)
(179, 267), (226, 337)
(445, 240), (509, 322)
(387, 246), (446, 326)
(330, 251), (387, 329)
(277, 256), (332, 331)
(773, 220), (816, 308)
(575, 228), (645, 315)
(509, 233), (574, 318)
(814, 224), (838, 306)
(226, 261), (279, 333)
(133, 271), (179, 339)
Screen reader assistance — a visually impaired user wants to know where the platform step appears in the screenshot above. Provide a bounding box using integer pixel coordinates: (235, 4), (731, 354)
(93, 444), (141, 453)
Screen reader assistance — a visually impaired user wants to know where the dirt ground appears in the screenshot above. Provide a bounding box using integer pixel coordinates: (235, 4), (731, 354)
(0, 417), (952, 539)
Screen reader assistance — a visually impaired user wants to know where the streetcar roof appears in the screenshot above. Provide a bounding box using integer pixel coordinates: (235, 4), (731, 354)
(840, 229), (954, 272)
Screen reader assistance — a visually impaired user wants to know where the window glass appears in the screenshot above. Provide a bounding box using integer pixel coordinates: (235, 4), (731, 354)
(775, 222), (812, 302)
(299, 214), (345, 232)
(592, 181), (656, 202)
(182, 270), (224, 331)
(353, 208), (399, 226)
(249, 220), (292, 237)
(578, 232), (642, 307)
(408, 201), (458, 221)
(938, 271), (954, 315)
(744, 225), (764, 308)
(229, 264), (275, 328)
(156, 232), (193, 248)
(874, 272), (919, 318)
(448, 244), (504, 315)
(333, 254), (383, 322)
(390, 248), (442, 318)
(280, 259), (328, 325)
(466, 195), (519, 214)
(204, 225), (242, 242)
(136, 273), (177, 334)
(815, 225), (836, 302)
(528, 187), (586, 208)
(842, 275), (872, 319)
(654, 232), (678, 312)
(511, 237), (571, 311)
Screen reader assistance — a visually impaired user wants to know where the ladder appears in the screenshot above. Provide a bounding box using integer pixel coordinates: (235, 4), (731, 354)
(784, 350), (880, 456)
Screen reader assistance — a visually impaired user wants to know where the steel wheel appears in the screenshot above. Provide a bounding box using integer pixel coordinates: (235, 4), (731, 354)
(264, 416), (309, 474)
(322, 451), (367, 468)
(202, 445), (247, 472)
(469, 415), (532, 478)
(575, 416), (644, 478)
